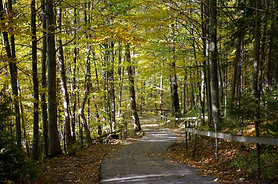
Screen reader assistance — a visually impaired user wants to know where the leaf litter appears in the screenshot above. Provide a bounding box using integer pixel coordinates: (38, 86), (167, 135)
(164, 136), (277, 184)
(35, 144), (120, 184)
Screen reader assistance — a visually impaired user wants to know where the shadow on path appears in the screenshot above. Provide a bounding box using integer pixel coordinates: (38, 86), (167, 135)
(100, 119), (217, 184)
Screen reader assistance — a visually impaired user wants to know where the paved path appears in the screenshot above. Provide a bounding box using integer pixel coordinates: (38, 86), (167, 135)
(100, 121), (217, 184)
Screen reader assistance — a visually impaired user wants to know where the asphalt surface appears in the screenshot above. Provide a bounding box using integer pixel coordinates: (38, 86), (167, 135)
(100, 121), (217, 184)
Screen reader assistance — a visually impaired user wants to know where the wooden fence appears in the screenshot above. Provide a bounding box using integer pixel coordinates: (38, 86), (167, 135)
(184, 128), (278, 146)
(161, 116), (278, 146)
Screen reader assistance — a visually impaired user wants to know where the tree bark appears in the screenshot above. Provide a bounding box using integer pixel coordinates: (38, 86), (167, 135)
(160, 61), (164, 119)
(78, 41), (92, 146)
(253, 0), (262, 172)
(71, 7), (78, 143)
(93, 56), (102, 136)
(18, 87), (30, 157)
(57, 2), (73, 152)
(202, 0), (212, 126)
(107, 42), (116, 132)
(267, 0), (277, 88)
(78, 86), (92, 146)
(169, 24), (181, 120)
(31, 0), (40, 161)
(46, 0), (62, 157)
(117, 42), (123, 120)
(125, 44), (141, 132)
(210, 0), (220, 162)
(41, 0), (49, 158)
(0, 0), (21, 148)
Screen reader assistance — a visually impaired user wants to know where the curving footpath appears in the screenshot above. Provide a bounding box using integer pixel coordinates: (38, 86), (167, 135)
(100, 122), (217, 184)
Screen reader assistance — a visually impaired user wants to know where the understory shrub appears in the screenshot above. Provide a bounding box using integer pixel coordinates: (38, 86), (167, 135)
(0, 91), (40, 183)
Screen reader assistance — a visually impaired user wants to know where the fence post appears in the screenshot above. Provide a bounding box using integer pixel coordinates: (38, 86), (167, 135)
(185, 121), (188, 149)
(193, 119), (198, 157)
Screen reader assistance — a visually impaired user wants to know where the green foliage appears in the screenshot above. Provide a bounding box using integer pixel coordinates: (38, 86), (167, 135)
(227, 91), (255, 120)
(184, 107), (201, 118)
(231, 149), (258, 177)
(231, 146), (278, 181)
(0, 133), (40, 183)
(0, 92), (13, 130)
(261, 150), (278, 180)
(260, 88), (278, 136)
(224, 91), (255, 132)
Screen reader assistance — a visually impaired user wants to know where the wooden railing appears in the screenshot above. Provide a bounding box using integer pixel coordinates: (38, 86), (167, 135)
(184, 127), (278, 146)
(162, 116), (278, 146)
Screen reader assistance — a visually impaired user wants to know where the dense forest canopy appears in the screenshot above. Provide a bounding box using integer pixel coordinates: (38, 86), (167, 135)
(0, 0), (278, 178)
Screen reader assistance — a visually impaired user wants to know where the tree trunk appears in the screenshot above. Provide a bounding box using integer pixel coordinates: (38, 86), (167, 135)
(253, 0), (262, 172)
(231, 1), (245, 106)
(267, 0), (278, 88)
(71, 15), (77, 143)
(8, 0), (21, 148)
(31, 0), (40, 161)
(210, 0), (220, 162)
(57, 2), (73, 152)
(79, 86), (92, 146)
(0, 0), (21, 148)
(183, 76), (187, 115)
(117, 42), (123, 120)
(169, 25), (181, 120)
(93, 56), (102, 136)
(41, 0), (48, 158)
(78, 43), (92, 146)
(71, 5), (79, 143)
(160, 61), (164, 119)
(46, 0), (62, 157)
(125, 44), (141, 132)
(202, 0), (212, 126)
(107, 42), (116, 132)
(18, 87), (30, 157)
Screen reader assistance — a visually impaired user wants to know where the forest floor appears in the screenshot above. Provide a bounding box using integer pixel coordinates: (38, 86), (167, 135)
(34, 116), (274, 183)
(34, 144), (121, 183)
(164, 127), (276, 183)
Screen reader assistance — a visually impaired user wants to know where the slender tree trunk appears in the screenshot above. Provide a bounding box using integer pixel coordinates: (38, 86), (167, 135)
(71, 5), (79, 143)
(117, 42), (123, 120)
(232, 1), (245, 105)
(8, 0), (21, 148)
(183, 76), (187, 115)
(41, 0), (48, 158)
(78, 2), (92, 146)
(93, 57), (102, 136)
(18, 87), (30, 157)
(0, 0), (21, 148)
(79, 86), (92, 146)
(79, 50), (92, 146)
(72, 27), (77, 143)
(210, 0), (220, 162)
(77, 65), (83, 148)
(253, 0), (262, 172)
(202, 0), (212, 126)
(46, 0), (62, 157)
(169, 25), (181, 120)
(267, 1), (277, 88)
(57, 2), (73, 152)
(107, 42), (116, 131)
(125, 44), (141, 132)
(31, 0), (40, 161)
(160, 61), (164, 119)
